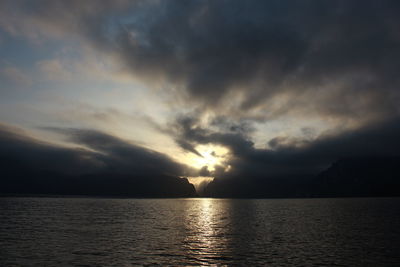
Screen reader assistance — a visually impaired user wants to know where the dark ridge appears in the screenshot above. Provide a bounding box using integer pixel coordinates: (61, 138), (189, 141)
(0, 159), (196, 198)
(204, 157), (400, 198)
(311, 156), (400, 197)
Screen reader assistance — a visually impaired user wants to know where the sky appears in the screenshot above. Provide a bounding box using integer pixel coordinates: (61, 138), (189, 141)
(1, 0), (400, 194)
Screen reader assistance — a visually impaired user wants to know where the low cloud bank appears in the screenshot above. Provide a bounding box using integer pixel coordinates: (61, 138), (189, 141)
(0, 124), (196, 197)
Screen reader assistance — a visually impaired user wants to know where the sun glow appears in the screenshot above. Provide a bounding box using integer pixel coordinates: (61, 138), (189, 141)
(187, 176), (215, 194)
(184, 144), (229, 172)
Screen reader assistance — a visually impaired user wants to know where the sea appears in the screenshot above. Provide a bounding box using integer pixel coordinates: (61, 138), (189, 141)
(1, 197), (400, 266)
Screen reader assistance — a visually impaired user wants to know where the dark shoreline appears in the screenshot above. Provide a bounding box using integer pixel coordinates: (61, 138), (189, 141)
(2, 194), (399, 199)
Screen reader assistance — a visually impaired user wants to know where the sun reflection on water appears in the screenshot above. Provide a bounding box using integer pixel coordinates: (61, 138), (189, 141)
(182, 199), (232, 265)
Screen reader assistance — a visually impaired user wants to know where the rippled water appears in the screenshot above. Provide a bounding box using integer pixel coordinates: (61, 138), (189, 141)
(1, 198), (400, 266)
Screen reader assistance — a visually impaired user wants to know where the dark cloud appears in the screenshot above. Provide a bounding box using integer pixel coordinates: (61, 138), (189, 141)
(198, 166), (211, 177)
(0, 124), (102, 175)
(171, 114), (400, 179)
(46, 127), (188, 176)
(110, 0), (400, 122)
(2, 0), (400, 122)
(0, 124), (196, 196)
(175, 139), (203, 158)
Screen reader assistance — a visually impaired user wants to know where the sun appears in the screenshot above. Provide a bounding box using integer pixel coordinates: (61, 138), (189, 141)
(184, 144), (229, 172)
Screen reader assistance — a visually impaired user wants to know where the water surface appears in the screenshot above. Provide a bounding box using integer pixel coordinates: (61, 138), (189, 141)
(1, 197), (400, 266)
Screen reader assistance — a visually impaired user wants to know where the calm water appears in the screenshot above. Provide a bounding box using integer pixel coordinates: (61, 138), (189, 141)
(1, 198), (400, 266)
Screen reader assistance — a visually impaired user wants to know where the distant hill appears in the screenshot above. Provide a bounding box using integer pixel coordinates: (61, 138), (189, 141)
(310, 157), (400, 197)
(204, 157), (400, 198)
(2, 156), (400, 198)
(0, 158), (197, 198)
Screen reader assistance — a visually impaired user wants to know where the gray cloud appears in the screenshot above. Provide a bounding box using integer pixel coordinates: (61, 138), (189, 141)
(2, 0), (400, 123)
(110, 0), (400, 122)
